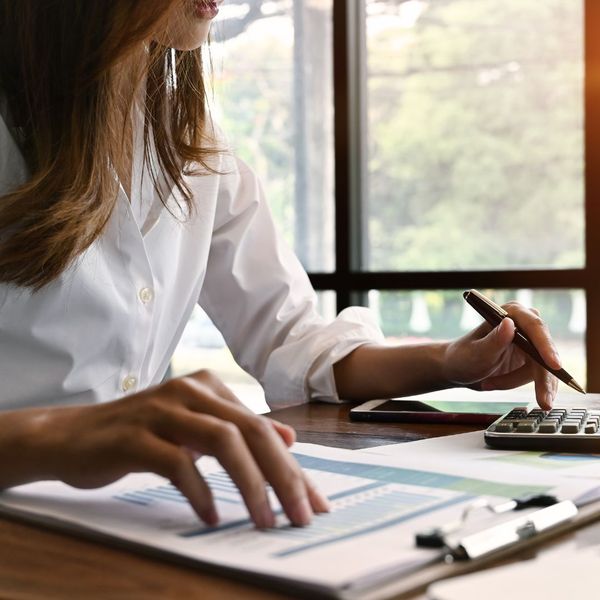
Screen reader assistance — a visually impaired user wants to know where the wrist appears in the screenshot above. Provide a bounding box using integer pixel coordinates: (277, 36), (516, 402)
(403, 340), (453, 393)
(438, 339), (460, 386)
(0, 408), (61, 488)
(335, 341), (454, 400)
(426, 340), (453, 388)
(382, 340), (453, 397)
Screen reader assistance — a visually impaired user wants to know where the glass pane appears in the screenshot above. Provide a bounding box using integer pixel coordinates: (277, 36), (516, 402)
(369, 289), (586, 389)
(366, 1), (584, 272)
(171, 292), (337, 413)
(211, 1), (335, 272)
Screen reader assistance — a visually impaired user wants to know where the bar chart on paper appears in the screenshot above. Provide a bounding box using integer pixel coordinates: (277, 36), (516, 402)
(0, 442), (597, 597)
(115, 469), (467, 556)
(113, 451), (551, 559)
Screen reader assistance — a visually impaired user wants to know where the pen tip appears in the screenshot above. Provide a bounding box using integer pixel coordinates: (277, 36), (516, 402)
(567, 379), (586, 394)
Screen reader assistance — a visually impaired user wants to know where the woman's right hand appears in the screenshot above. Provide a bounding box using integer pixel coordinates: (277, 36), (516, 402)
(0, 370), (329, 529)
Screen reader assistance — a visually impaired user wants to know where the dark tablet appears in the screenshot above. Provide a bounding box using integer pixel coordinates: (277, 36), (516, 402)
(349, 397), (527, 426)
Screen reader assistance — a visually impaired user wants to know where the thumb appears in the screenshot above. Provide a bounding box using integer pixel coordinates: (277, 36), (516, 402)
(479, 317), (516, 357)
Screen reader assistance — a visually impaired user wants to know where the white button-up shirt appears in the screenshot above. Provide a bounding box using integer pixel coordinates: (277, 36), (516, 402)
(0, 104), (384, 411)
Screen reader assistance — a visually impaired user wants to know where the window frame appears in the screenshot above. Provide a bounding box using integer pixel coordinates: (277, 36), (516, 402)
(305, 0), (600, 390)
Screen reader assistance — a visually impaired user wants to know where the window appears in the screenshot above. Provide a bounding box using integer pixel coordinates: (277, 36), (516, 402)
(172, 1), (334, 411)
(311, 0), (595, 390)
(365, 1), (584, 274)
(360, 0), (587, 388)
(174, 0), (600, 394)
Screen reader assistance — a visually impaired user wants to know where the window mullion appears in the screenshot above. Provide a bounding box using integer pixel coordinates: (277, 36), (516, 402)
(333, 0), (369, 310)
(585, 0), (600, 391)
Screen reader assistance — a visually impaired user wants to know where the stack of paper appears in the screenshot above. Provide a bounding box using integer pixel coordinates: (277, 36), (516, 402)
(1, 441), (599, 599)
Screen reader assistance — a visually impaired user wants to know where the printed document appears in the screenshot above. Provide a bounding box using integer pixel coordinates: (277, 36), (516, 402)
(0, 443), (598, 598)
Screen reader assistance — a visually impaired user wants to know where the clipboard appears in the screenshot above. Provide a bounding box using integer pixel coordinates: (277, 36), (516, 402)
(414, 494), (577, 560)
(449, 501), (577, 560)
(338, 500), (600, 600)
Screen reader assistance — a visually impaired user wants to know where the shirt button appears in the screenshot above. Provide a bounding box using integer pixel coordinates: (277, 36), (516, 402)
(122, 375), (138, 392)
(139, 287), (154, 304)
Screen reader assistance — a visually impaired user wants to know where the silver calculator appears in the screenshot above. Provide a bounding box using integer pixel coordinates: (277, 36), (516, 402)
(485, 407), (600, 452)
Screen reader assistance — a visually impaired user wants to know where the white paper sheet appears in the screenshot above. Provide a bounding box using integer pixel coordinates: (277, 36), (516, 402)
(428, 544), (600, 600)
(362, 430), (600, 484)
(1, 442), (598, 598)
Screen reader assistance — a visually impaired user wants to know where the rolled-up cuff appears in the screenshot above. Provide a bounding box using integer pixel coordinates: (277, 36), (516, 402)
(306, 307), (385, 404)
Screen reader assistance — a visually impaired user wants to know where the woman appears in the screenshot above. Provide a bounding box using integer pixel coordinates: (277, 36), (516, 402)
(0, 0), (561, 529)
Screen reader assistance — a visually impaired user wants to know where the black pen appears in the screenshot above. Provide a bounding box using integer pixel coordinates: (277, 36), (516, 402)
(463, 289), (586, 394)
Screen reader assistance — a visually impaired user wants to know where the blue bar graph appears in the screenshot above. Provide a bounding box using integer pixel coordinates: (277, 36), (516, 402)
(113, 451), (551, 559)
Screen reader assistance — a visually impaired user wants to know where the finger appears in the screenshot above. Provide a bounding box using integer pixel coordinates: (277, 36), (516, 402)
(186, 374), (297, 447)
(186, 370), (245, 406)
(457, 320), (493, 344)
(172, 380), (316, 526)
(235, 418), (315, 526)
(135, 432), (219, 526)
(155, 410), (275, 529)
(482, 363), (557, 411)
(269, 418), (296, 447)
(303, 472), (330, 513)
(475, 317), (515, 354)
(490, 317), (516, 348)
(503, 303), (561, 370)
(533, 364), (558, 411)
(480, 363), (533, 392)
(466, 318), (517, 380)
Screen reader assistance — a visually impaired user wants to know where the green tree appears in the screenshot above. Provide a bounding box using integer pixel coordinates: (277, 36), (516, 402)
(367, 0), (583, 272)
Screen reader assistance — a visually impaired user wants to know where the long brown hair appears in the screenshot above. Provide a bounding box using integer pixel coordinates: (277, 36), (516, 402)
(0, 0), (221, 289)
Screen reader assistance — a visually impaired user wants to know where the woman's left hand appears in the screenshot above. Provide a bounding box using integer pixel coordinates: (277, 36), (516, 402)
(442, 301), (562, 410)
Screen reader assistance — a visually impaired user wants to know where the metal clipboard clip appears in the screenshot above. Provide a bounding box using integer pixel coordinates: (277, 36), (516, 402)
(415, 494), (578, 561)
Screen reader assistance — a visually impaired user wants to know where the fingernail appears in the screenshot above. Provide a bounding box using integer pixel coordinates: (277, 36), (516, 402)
(290, 497), (312, 527)
(552, 351), (562, 368)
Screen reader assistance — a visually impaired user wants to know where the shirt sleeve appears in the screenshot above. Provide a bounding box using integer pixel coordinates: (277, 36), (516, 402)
(198, 154), (384, 407)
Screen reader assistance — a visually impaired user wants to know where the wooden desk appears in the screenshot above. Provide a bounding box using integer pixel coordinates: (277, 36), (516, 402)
(0, 402), (597, 599)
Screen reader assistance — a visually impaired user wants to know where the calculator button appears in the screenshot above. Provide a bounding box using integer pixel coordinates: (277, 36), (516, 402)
(495, 421), (515, 433)
(529, 409), (545, 417)
(516, 420), (537, 433)
(561, 422), (581, 434)
(538, 422), (559, 433)
(585, 422), (599, 434)
(506, 411), (528, 420)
